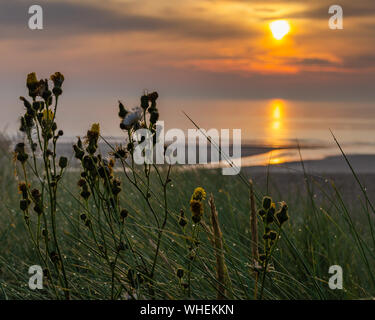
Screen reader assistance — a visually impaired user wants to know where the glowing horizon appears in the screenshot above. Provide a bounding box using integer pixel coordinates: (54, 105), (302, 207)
(0, 0), (374, 136)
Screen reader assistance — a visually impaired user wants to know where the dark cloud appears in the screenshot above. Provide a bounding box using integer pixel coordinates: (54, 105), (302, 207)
(0, 0), (254, 40)
(294, 58), (337, 67)
(186, 69), (375, 102)
(342, 55), (375, 69)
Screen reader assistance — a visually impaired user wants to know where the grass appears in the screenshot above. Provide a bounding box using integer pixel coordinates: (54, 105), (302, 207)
(0, 72), (374, 300)
(1, 155), (374, 299)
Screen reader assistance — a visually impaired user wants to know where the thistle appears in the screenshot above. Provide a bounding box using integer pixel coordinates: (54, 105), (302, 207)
(257, 196), (289, 299)
(191, 187), (206, 201)
(26, 72), (39, 98)
(16, 72), (70, 299)
(85, 123), (100, 154)
(189, 187), (206, 224)
(178, 209), (187, 227)
(50, 72), (64, 96)
(190, 199), (204, 224)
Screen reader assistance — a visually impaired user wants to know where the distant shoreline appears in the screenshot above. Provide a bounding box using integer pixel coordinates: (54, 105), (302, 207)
(48, 140), (375, 174)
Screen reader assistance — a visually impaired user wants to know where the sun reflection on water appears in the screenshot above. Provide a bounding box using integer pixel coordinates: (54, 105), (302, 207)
(267, 99), (286, 148)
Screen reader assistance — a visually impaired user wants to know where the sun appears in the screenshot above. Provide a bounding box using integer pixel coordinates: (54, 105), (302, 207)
(270, 20), (290, 40)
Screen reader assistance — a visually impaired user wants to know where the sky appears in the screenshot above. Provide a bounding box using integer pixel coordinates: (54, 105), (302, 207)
(0, 0), (375, 141)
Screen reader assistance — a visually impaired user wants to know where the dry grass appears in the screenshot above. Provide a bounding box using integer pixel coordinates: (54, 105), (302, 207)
(209, 194), (230, 299)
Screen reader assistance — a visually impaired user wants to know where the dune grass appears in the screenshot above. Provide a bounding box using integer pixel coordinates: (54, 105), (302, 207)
(0, 72), (374, 300)
(1, 152), (374, 299)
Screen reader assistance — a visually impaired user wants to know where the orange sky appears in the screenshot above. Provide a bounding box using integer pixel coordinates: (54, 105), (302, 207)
(1, 0), (375, 137)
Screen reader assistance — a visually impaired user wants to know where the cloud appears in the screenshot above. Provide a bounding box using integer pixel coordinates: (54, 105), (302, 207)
(294, 58), (337, 66)
(0, 0), (255, 40)
(342, 55), (375, 69)
(270, 1), (375, 20)
(1, 0), (375, 106)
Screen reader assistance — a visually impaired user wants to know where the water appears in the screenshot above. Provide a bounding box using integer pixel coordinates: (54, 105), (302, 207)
(164, 98), (375, 168)
(51, 98), (375, 172)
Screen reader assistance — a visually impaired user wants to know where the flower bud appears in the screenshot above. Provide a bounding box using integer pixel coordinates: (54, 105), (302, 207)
(118, 101), (128, 119)
(178, 209), (187, 227)
(50, 72), (64, 97)
(59, 156), (68, 169)
(258, 209), (266, 217)
(120, 209), (128, 219)
(276, 202), (289, 225)
(176, 268), (184, 279)
(19, 96), (32, 110)
(262, 196), (272, 210)
(20, 199), (29, 211)
(150, 110), (159, 124)
(141, 95), (149, 110)
(269, 231), (277, 241)
(73, 144), (84, 160)
(26, 72), (39, 98)
(33, 203), (43, 215)
(52, 87), (62, 96)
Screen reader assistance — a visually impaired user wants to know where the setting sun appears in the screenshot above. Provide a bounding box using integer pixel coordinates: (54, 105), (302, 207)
(270, 20), (290, 40)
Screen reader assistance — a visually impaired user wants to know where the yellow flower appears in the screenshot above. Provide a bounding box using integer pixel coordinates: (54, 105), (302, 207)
(42, 109), (54, 121)
(191, 187), (206, 201)
(26, 72), (38, 90)
(85, 123), (100, 154)
(90, 123), (100, 135)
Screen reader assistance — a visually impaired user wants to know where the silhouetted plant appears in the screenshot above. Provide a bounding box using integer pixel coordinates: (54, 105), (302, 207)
(15, 72), (69, 299)
(257, 196), (289, 299)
